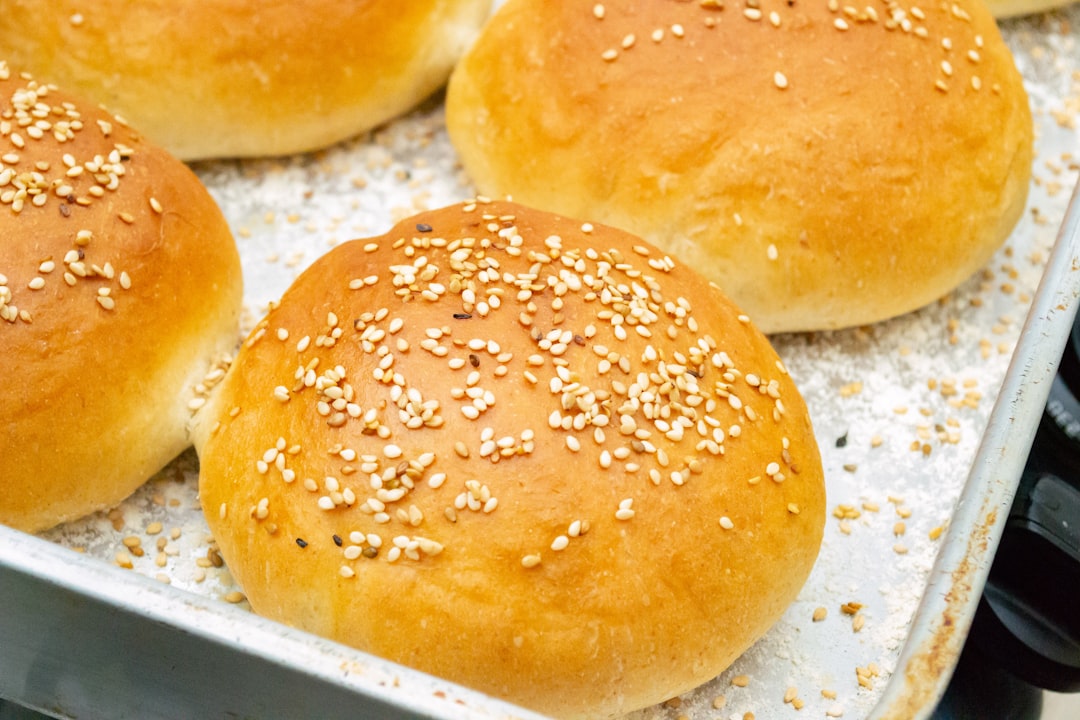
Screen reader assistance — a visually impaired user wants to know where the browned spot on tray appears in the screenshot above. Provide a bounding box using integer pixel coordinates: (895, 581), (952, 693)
(872, 507), (998, 719)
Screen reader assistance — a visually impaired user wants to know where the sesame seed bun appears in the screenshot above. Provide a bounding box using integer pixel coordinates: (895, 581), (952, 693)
(193, 199), (826, 719)
(986, 0), (1076, 17)
(444, 0), (1034, 333)
(0, 0), (492, 160)
(0, 63), (243, 533)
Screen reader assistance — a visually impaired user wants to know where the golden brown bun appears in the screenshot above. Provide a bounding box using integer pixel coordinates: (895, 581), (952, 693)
(986, 0), (1076, 17)
(195, 199), (825, 719)
(0, 0), (491, 160)
(0, 63), (243, 533)
(445, 0), (1034, 333)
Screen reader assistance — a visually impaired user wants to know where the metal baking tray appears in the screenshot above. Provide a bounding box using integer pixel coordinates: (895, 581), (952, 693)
(3, 7), (1079, 720)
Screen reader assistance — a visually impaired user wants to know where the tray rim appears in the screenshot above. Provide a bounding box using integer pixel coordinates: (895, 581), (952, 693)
(866, 177), (1080, 720)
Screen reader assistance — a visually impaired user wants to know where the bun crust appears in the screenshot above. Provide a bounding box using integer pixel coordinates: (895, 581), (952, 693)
(445, 0), (1034, 333)
(0, 0), (491, 160)
(985, 0), (1076, 17)
(195, 200), (825, 719)
(0, 63), (243, 532)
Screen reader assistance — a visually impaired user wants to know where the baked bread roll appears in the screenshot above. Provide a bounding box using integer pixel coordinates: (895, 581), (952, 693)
(0, 0), (492, 160)
(445, 0), (1034, 333)
(194, 199), (826, 719)
(0, 62), (243, 533)
(986, 0), (1076, 17)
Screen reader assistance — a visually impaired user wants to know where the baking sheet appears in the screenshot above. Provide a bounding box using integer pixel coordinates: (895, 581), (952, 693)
(4, 5), (1080, 720)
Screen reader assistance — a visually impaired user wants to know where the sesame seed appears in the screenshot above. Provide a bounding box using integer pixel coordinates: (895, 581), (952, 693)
(773, 73), (788, 90)
(521, 554), (542, 568)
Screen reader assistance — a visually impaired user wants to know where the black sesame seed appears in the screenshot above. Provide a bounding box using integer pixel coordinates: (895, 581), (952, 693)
(469, 353), (480, 367)
(363, 546), (379, 559)
(332, 534), (343, 547)
(295, 538), (308, 548)
(572, 334), (586, 346)
(836, 433), (848, 448)
(416, 223), (433, 232)
(453, 313), (473, 320)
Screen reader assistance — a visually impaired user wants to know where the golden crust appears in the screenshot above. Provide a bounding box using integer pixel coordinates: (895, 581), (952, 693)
(445, 0), (1034, 333)
(0, 0), (492, 160)
(195, 200), (825, 719)
(985, 0), (1077, 17)
(0, 63), (243, 532)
